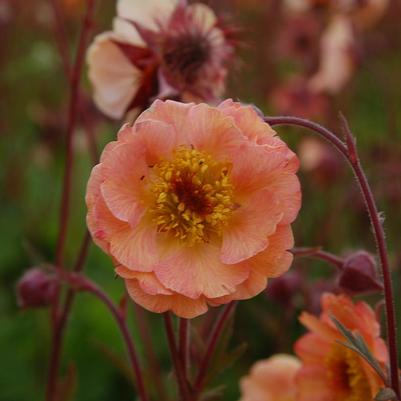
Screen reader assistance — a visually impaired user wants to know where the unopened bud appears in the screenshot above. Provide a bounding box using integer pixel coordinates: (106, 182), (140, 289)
(338, 251), (383, 295)
(16, 267), (58, 309)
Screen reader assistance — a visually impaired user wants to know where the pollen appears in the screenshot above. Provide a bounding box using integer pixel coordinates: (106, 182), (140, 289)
(149, 146), (235, 245)
(325, 344), (372, 401)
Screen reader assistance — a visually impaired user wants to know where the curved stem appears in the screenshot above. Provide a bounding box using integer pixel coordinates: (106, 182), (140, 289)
(265, 115), (400, 398)
(163, 313), (190, 401)
(291, 247), (344, 270)
(194, 302), (237, 396)
(64, 273), (149, 401)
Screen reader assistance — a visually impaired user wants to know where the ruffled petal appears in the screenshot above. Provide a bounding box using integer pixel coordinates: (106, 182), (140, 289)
(220, 189), (283, 264)
(124, 278), (209, 318)
(154, 243), (249, 299)
(87, 32), (142, 119)
(250, 225), (294, 278)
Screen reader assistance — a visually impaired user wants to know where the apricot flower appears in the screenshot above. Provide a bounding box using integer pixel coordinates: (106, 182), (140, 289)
(295, 293), (388, 401)
(87, 0), (234, 119)
(86, 100), (301, 318)
(239, 354), (301, 401)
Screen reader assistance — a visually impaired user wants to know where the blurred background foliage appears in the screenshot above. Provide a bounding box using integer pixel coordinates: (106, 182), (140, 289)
(1, 0), (401, 400)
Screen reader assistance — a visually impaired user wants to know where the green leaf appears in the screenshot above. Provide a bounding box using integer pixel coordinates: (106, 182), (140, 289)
(374, 387), (398, 401)
(331, 315), (387, 384)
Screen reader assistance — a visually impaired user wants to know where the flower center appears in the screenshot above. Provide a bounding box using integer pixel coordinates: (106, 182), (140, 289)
(150, 146), (234, 245)
(162, 34), (211, 84)
(325, 345), (372, 401)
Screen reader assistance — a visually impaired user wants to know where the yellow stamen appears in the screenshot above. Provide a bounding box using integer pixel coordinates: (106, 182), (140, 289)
(149, 146), (235, 245)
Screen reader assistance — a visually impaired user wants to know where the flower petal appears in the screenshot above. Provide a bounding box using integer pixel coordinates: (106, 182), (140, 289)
(87, 32), (142, 119)
(250, 225), (294, 278)
(154, 243), (249, 299)
(185, 103), (246, 161)
(124, 278), (208, 318)
(221, 189), (283, 264)
(117, 0), (179, 30)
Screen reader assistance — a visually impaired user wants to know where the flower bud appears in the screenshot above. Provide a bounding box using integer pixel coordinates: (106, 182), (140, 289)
(338, 251), (383, 295)
(16, 267), (58, 309)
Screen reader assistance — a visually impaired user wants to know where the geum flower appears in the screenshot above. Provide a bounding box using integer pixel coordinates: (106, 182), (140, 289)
(295, 293), (388, 401)
(239, 354), (301, 401)
(87, 0), (234, 119)
(86, 100), (301, 318)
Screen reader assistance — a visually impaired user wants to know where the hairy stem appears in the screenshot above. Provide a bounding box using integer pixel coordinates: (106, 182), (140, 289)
(265, 115), (400, 398)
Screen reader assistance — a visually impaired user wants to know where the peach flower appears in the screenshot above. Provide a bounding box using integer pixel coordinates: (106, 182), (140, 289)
(86, 100), (301, 318)
(239, 354), (301, 401)
(87, 0), (233, 119)
(295, 293), (388, 401)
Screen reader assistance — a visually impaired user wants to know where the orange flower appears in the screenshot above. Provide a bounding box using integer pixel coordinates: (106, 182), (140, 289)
(86, 100), (301, 318)
(86, 0), (234, 119)
(239, 354), (301, 401)
(295, 293), (388, 401)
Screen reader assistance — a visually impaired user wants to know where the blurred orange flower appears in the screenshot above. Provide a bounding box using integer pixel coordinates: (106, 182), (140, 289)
(239, 354), (301, 401)
(295, 293), (388, 401)
(86, 0), (234, 119)
(86, 100), (301, 318)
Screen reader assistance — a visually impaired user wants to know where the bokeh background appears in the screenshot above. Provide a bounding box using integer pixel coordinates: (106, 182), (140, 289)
(2, 0), (401, 400)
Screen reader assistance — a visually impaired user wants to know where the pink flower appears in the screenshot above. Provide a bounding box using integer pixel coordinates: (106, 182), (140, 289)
(87, 0), (234, 119)
(86, 100), (301, 318)
(295, 293), (388, 401)
(239, 354), (301, 401)
(310, 15), (357, 94)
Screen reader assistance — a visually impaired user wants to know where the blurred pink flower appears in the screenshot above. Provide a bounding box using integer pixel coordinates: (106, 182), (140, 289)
(334, 0), (389, 30)
(276, 14), (321, 64)
(310, 15), (357, 94)
(295, 293), (388, 401)
(271, 78), (329, 119)
(87, 0), (234, 119)
(239, 354), (301, 401)
(298, 137), (343, 185)
(86, 99), (301, 318)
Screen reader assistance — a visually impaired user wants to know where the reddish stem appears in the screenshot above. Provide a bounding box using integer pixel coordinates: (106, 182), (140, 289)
(179, 318), (190, 376)
(54, 0), (95, 270)
(291, 247), (344, 269)
(163, 313), (191, 401)
(69, 274), (149, 401)
(193, 302), (237, 396)
(47, 1), (96, 399)
(265, 115), (400, 399)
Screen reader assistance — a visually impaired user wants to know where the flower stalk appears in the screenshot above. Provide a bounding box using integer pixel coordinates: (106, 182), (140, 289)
(265, 114), (400, 399)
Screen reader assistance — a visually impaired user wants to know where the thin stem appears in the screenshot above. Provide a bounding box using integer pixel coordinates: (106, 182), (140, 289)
(194, 302), (237, 395)
(47, 1), (96, 399)
(134, 304), (169, 401)
(54, 0), (95, 269)
(291, 247), (344, 269)
(75, 276), (149, 401)
(179, 318), (190, 376)
(265, 115), (400, 398)
(163, 313), (190, 401)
